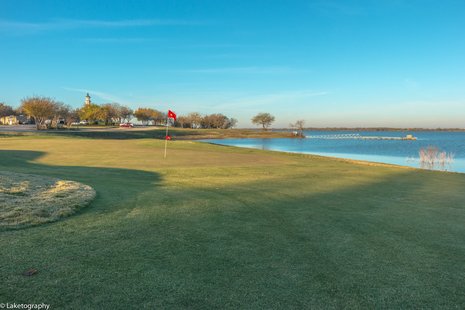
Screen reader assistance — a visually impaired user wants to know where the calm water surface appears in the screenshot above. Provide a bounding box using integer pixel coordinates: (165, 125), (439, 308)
(203, 131), (465, 173)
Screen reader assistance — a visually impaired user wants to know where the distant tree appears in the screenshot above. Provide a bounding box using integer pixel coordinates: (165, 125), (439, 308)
(51, 102), (74, 129)
(63, 108), (80, 128)
(176, 116), (189, 128)
(201, 114), (219, 128)
(134, 108), (162, 125)
(252, 112), (275, 130)
(199, 113), (235, 129)
(119, 105), (133, 123)
(0, 103), (15, 119)
(134, 108), (150, 125)
(78, 103), (101, 124)
(290, 119), (305, 137)
(100, 103), (133, 125)
(210, 113), (228, 128)
(20, 96), (59, 130)
(187, 112), (202, 128)
(227, 118), (238, 129)
(151, 110), (164, 126)
(99, 103), (120, 125)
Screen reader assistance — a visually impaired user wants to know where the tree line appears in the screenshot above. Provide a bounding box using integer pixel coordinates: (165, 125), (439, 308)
(1, 97), (135, 129)
(176, 112), (237, 129)
(2, 96), (304, 132)
(0, 96), (239, 130)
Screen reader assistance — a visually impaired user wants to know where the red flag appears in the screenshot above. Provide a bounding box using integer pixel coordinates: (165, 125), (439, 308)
(165, 135), (171, 140)
(168, 110), (177, 121)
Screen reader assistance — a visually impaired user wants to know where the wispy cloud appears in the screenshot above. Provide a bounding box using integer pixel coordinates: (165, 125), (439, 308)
(67, 19), (199, 27)
(187, 43), (257, 48)
(182, 66), (307, 74)
(0, 18), (202, 34)
(310, 0), (409, 16)
(137, 89), (329, 115)
(311, 1), (365, 15)
(214, 90), (329, 110)
(403, 78), (419, 89)
(206, 53), (250, 59)
(62, 87), (125, 104)
(79, 37), (159, 44)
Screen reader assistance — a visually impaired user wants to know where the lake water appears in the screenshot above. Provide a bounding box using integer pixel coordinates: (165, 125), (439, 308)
(202, 131), (465, 173)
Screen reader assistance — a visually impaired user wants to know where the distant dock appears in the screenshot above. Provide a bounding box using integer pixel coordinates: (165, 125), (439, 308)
(306, 134), (417, 140)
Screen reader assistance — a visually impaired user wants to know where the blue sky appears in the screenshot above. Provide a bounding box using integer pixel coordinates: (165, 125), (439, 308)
(1, 0), (464, 128)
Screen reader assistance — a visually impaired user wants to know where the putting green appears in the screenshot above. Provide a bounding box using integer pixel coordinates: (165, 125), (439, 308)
(0, 171), (95, 230)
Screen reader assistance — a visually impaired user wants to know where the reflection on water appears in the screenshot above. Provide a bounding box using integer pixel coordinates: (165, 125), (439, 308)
(418, 146), (455, 171)
(202, 131), (465, 173)
(420, 160), (453, 171)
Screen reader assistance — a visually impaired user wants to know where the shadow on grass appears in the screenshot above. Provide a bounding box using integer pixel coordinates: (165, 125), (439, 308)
(0, 127), (290, 140)
(0, 132), (32, 138)
(148, 168), (465, 308)
(1, 128), (209, 140)
(0, 150), (162, 226)
(48, 128), (168, 139)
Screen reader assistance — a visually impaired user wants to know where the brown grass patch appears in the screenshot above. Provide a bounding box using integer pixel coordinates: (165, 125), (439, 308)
(0, 171), (96, 230)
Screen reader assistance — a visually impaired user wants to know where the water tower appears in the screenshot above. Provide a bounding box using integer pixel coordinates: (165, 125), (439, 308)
(85, 93), (91, 106)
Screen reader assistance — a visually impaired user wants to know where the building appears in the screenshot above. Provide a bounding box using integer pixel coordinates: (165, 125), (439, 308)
(0, 115), (30, 125)
(85, 93), (91, 106)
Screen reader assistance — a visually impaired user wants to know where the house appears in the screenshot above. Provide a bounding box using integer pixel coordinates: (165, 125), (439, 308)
(0, 115), (31, 125)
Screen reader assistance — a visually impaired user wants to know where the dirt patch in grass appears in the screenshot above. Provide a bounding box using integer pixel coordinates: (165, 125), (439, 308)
(0, 171), (96, 230)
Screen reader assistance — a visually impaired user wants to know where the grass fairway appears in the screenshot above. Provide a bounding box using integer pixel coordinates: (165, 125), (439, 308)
(1, 135), (465, 308)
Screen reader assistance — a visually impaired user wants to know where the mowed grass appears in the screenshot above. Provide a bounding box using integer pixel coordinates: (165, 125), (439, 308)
(0, 127), (294, 140)
(1, 135), (465, 308)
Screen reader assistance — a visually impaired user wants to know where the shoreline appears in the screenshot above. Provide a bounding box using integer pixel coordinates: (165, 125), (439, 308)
(285, 127), (465, 132)
(202, 140), (462, 174)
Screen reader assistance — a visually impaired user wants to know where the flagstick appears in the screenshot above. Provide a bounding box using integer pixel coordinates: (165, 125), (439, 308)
(164, 116), (169, 159)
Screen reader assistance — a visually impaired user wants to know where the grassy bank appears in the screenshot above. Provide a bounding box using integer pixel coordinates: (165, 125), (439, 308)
(1, 134), (465, 308)
(0, 127), (294, 140)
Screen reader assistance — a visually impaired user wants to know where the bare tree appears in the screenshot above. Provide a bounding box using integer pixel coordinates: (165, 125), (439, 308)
(198, 113), (236, 129)
(228, 118), (238, 129)
(187, 112), (202, 128)
(0, 103), (15, 119)
(51, 102), (73, 129)
(211, 113), (228, 128)
(176, 116), (189, 128)
(102, 103), (133, 124)
(252, 112), (275, 130)
(51, 104), (79, 128)
(290, 120), (305, 137)
(64, 108), (80, 128)
(200, 114), (213, 129)
(119, 105), (133, 123)
(20, 96), (58, 130)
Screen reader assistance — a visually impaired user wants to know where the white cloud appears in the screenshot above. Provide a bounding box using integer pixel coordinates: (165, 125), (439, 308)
(62, 87), (126, 104)
(182, 66), (307, 74)
(310, 1), (365, 15)
(403, 78), (419, 89)
(213, 90), (328, 111)
(0, 18), (202, 34)
(79, 37), (158, 43)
